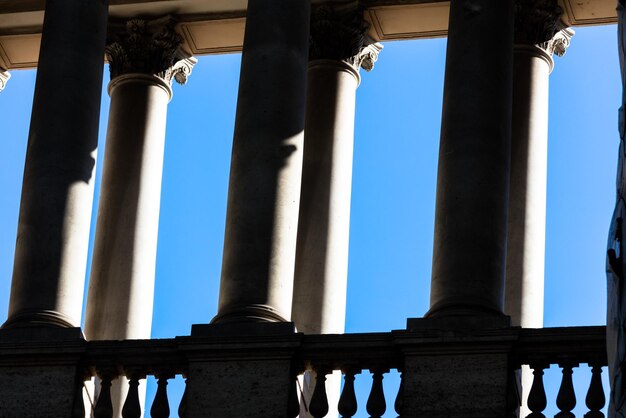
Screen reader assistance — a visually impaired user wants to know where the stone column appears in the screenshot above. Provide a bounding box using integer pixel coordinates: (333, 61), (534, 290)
(427, 0), (514, 320)
(83, 18), (195, 416)
(293, 4), (382, 339)
(212, 0), (311, 325)
(0, 69), (9, 93)
(291, 7), (381, 415)
(3, 0), (108, 329)
(506, 2), (573, 414)
(506, 1), (573, 329)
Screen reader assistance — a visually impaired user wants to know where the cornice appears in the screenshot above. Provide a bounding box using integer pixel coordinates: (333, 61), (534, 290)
(106, 16), (197, 85)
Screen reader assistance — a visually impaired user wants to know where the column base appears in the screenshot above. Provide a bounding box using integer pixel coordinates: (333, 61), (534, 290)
(2, 309), (78, 330)
(424, 299), (507, 320)
(0, 326), (83, 342)
(210, 304), (290, 325)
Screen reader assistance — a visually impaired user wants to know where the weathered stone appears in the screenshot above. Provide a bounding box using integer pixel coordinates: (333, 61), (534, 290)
(403, 353), (511, 417)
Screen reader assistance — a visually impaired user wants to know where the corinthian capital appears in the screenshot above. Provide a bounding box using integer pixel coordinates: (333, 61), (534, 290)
(106, 16), (197, 85)
(514, 0), (563, 46)
(309, 5), (382, 72)
(0, 69), (9, 93)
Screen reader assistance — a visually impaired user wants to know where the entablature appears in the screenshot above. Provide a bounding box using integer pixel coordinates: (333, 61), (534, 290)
(0, 0), (617, 70)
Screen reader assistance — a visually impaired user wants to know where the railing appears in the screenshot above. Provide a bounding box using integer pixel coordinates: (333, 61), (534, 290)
(74, 339), (188, 418)
(292, 332), (404, 418)
(514, 326), (607, 418)
(61, 325), (607, 418)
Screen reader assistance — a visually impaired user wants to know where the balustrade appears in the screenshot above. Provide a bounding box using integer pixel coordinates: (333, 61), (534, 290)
(516, 327), (607, 418)
(72, 339), (188, 418)
(51, 326), (607, 417)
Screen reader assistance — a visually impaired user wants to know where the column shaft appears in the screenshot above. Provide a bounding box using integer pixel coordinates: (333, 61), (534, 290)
(214, 0), (311, 324)
(428, 0), (514, 318)
(292, 61), (358, 335)
(505, 46), (552, 328)
(4, 0), (108, 328)
(85, 74), (170, 341)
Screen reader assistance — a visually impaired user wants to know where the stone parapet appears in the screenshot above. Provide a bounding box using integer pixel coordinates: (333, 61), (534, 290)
(0, 325), (608, 417)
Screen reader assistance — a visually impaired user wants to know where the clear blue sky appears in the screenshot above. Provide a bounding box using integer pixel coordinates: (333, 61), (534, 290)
(0, 23), (619, 417)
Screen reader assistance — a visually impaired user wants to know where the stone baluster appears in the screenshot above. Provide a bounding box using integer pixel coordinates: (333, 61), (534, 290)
(394, 370), (404, 416)
(288, 372), (301, 418)
(555, 364), (577, 418)
(4, 0), (108, 330)
(150, 374), (171, 418)
(0, 69), (9, 93)
(527, 364), (547, 418)
(310, 366), (330, 418)
(178, 378), (189, 418)
(71, 373), (88, 418)
(84, 17), (196, 417)
(121, 372), (143, 418)
(584, 365), (606, 418)
(94, 372), (115, 418)
(338, 368), (359, 417)
(366, 369), (387, 418)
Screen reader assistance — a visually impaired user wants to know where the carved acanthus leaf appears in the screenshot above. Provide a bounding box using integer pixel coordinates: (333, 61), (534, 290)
(514, 0), (563, 46)
(0, 69), (9, 93)
(539, 27), (575, 57)
(348, 41), (383, 72)
(106, 16), (196, 85)
(309, 4), (382, 72)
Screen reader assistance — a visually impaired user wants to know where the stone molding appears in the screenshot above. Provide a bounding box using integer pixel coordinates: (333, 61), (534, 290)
(0, 69), (9, 93)
(309, 5), (382, 72)
(106, 16), (197, 85)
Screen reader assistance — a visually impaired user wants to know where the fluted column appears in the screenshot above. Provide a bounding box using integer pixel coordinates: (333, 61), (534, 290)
(0, 69), (9, 93)
(84, 18), (195, 417)
(507, 2), (573, 415)
(3, 0), (108, 329)
(427, 0), (514, 319)
(212, 0), (311, 325)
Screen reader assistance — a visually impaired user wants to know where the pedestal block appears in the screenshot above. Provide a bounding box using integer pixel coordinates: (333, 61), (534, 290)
(0, 329), (84, 417)
(398, 327), (518, 418)
(183, 324), (301, 418)
(403, 353), (512, 417)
